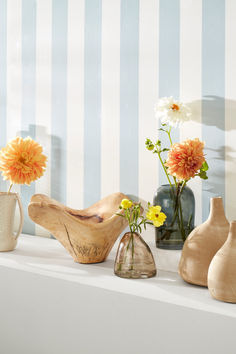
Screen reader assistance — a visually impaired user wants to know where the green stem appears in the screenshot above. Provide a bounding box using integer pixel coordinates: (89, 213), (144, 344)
(177, 182), (187, 241)
(166, 128), (177, 187)
(157, 151), (173, 189)
(178, 199), (186, 241)
(131, 234), (134, 271)
(167, 128), (173, 146)
(8, 183), (13, 194)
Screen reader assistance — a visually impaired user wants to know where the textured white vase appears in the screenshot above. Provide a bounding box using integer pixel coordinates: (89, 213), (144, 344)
(0, 192), (24, 251)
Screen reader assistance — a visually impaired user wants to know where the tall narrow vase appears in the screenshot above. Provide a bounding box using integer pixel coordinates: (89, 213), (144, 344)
(0, 192), (24, 251)
(153, 184), (195, 250)
(208, 221), (236, 303)
(179, 197), (229, 287)
(114, 232), (157, 279)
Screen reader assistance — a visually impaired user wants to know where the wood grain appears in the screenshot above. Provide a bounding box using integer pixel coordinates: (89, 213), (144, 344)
(28, 192), (128, 263)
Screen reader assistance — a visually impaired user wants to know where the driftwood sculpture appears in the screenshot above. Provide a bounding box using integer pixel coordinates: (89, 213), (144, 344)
(28, 193), (128, 264)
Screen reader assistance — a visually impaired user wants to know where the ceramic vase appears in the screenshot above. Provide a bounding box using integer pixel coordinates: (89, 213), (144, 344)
(208, 221), (236, 303)
(0, 192), (24, 251)
(114, 232), (157, 279)
(153, 184), (195, 250)
(178, 197), (229, 287)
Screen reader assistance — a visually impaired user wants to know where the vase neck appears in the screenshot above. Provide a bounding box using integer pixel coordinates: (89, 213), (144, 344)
(208, 197), (229, 225)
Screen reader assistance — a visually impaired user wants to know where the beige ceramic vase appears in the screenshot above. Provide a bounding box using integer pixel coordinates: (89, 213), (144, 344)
(208, 221), (236, 303)
(178, 197), (229, 287)
(0, 192), (24, 251)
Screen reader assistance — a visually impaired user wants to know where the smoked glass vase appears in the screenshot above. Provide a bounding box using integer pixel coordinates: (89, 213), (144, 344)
(153, 184), (195, 250)
(114, 232), (157, 279)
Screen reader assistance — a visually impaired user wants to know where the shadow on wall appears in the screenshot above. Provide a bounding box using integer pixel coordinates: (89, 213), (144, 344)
(19, 124), (61, 198)
(17, 124), (61, 234)
(188, 95), (236, 131)
(188, 96), (236, 217)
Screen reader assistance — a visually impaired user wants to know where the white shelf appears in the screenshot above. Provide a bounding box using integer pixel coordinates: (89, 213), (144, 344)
(0, 234), (235, 354)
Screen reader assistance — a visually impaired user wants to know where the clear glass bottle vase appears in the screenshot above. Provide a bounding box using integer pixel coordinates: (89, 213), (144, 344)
(114, 232), (157, 279)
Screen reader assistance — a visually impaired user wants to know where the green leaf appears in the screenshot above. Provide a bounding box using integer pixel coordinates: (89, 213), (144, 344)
(116, 213), (125, 217)
(197, 170), (208, 180)
(158, 128), (165, 132)
(161, 148), (169, 152)
(201, 161), (209, 172)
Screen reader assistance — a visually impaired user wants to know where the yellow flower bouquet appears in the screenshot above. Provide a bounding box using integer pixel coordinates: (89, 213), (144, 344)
(114, 198), (166, 279)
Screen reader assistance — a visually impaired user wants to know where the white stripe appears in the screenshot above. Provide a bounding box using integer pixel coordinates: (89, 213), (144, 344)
(180, 0), (202, 225)
(6, 0), (22, 196)
(225, 0), (236, 222)
(138, 0), (159, 203)
(34, 0), (52, 237)
(7, 0), (22, 141)
(101, 0), (120, 197)
(66, 0), (84, 209)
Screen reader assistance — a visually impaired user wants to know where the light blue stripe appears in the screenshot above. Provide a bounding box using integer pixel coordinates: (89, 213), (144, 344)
(120, 0), (139, 197)
(0, 0), (7, 192)
(21, 0), (36, 234)
(84, 0), (102, 207)
(202, 0), (225, 220)
(158, 0), (180, 185)
(51, 0), (68, 204)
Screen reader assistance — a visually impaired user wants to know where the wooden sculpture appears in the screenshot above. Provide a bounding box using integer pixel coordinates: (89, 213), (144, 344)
(28, 193), (128, 264)
(178, 197), (229, 287)
(208, 221), (236, 303)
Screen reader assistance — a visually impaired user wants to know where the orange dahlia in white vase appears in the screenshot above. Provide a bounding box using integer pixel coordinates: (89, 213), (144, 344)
(0, 136), (47, 251)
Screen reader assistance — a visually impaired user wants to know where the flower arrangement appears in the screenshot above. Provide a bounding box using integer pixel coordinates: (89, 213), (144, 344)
(118, 198), (166, 233)
(0, 136), (47, 192)
(146, 97), (208, 243)
(114, 198), (166, 278)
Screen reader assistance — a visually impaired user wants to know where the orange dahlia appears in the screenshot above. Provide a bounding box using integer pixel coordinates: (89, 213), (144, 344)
(0, 136), (47, 185)
(165, 138), (205, 181)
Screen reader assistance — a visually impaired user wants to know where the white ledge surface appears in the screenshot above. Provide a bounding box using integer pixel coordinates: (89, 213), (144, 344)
(0, 234), (235, 354)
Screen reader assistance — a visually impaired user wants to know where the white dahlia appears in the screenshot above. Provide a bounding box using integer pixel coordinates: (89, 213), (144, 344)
(155, 96), (191, 127)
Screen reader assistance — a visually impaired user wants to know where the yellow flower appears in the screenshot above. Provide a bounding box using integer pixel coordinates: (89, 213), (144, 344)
(0, 136), (47, 185)
(146, 205), (166, 227)
(120, 199), (133, 210)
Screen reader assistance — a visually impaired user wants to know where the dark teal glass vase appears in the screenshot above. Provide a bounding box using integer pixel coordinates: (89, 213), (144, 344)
(153, 184), (195, 250)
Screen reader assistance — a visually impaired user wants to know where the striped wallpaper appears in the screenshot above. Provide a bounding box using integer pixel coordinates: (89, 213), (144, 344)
(0, 0), (235, 237)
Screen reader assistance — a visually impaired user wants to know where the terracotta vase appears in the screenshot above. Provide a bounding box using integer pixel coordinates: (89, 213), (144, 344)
(178, 197), (229, 287)
(208, 221), (236, 303)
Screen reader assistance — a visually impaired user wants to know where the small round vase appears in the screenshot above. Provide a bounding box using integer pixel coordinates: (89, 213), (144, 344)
(114, 232), (157, 279)
(179, 197), (229, 287)
(208, 221), (236, 303)
(153, 184), (195, 250)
